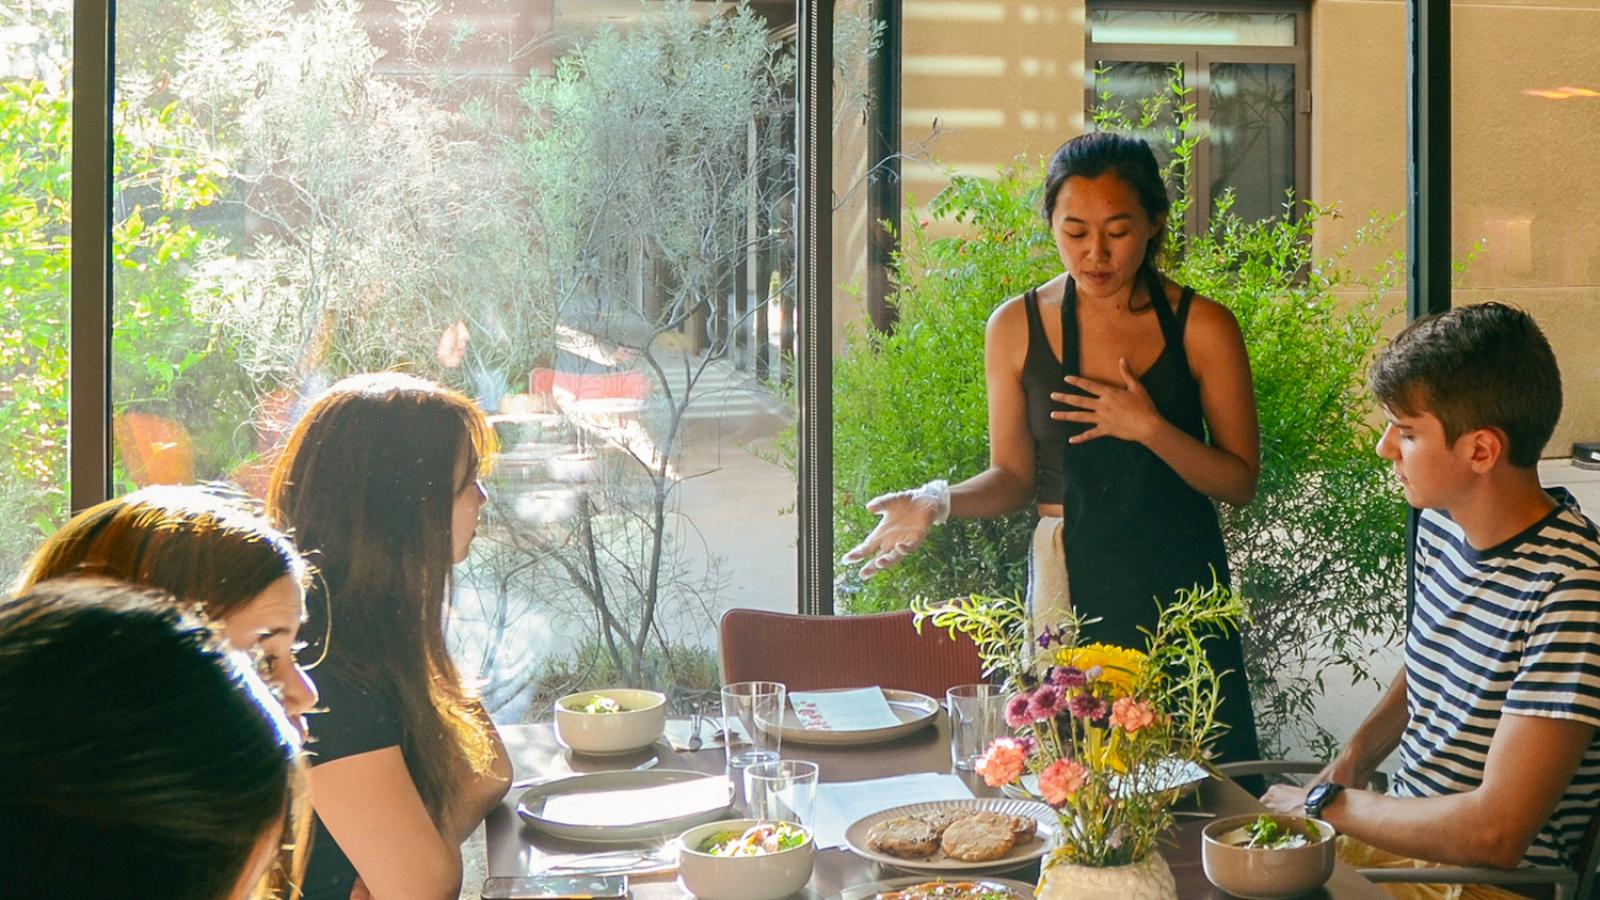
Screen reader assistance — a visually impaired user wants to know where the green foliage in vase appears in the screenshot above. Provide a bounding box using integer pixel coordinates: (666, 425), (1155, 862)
(833, 73), (1406, 755)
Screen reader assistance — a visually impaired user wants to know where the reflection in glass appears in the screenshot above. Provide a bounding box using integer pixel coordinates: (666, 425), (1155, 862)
(110, 1), (799, 715)
(1209, 63), (1296, 224)
(1090, 61), (1182, 180)
(1090, 10), (1296, 47)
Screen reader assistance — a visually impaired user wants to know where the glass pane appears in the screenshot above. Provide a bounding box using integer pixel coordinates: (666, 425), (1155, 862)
(1090, 10), (1296, 47)
(1089, 60), (1183, 185)
(0, 4), (70, 575)
(858, 5), (1410, 766)
(112, 1), (799, 717)
(1209, 62), (1296, 224)
(1452, 5), (1600, 513)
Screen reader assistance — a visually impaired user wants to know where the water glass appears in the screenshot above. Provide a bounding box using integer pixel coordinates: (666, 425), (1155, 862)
(742, 759), (818, 826)
(946, 683), (1004, 771)
(721, 681), (786, 810)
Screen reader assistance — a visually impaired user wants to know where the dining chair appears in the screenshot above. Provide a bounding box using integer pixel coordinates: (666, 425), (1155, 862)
(717, 608), (985, 699)
(1215, 760), (1600, 900)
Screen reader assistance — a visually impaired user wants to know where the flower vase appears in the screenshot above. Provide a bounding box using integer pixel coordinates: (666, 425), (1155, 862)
(1036, 852), (1177, 900)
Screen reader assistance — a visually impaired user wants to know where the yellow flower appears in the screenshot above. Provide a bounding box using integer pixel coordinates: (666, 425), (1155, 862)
(1057, 643), (1147, 696)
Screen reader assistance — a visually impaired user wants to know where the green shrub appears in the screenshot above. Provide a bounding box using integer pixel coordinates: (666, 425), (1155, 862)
(832, 102), (1406, 756)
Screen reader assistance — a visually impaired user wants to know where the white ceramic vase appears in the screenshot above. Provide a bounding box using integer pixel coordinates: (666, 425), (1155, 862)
(1036, 852), (1177, 900)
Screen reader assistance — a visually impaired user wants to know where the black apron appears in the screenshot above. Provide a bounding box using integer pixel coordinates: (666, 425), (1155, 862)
(1024, 272), (1261, 768)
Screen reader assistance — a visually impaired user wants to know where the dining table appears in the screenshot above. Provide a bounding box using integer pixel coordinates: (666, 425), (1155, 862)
(485, 713), (1390, 899)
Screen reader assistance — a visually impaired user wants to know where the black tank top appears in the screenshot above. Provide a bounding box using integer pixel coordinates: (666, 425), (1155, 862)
(1021, 271), (1260, 768)
(1022, 270), (1228, 634)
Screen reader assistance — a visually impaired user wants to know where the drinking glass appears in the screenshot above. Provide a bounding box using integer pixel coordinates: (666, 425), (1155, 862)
(742, 759), (818, 826)
(720, 681), (786, 811)
(946, 683), (1004, 771)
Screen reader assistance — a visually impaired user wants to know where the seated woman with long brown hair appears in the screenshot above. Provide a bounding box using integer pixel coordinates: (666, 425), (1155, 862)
(0, 578), (307, 900)
(268, 373), (510, 900)
(16, 484), (319, 898)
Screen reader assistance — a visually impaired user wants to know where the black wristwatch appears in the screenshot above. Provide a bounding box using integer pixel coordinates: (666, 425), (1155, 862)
(1304, 782), (1344, 819)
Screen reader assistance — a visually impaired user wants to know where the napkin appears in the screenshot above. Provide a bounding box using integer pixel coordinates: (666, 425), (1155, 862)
(811, 772), (974, 849)
(788, 687), (901, 731)
(538, 775), (731, 827)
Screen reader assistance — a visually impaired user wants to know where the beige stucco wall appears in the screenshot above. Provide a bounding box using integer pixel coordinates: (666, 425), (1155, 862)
(1314, 0), (1600, 453)
(878, 0), (1598, 454)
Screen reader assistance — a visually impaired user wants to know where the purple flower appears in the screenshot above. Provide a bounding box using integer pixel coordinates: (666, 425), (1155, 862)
(1050, 665), (1087, 689)
(1084, 665), (1104, 683)
(1068, 692), (1107, 720)
(1035, 628), (1055, 649)
(1004, 693), (1033, 728)
(1026, 684), (1069, 720)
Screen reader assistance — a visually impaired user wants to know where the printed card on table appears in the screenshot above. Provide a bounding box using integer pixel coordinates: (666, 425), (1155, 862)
(788, 687), (901, 731)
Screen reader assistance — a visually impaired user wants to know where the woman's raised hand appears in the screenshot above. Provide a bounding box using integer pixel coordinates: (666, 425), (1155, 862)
(839, 480), (951, 578)
(1050, 357), (1163, 445)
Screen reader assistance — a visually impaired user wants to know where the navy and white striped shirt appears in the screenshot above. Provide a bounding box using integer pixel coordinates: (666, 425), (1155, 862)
(1393, 488), (1600, 868)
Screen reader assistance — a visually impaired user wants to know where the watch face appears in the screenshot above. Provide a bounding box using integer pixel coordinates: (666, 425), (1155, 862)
(1305, 782), (1340, 815)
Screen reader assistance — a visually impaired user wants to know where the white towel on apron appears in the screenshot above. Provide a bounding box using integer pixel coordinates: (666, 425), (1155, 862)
(1026, 515), (1071, 664)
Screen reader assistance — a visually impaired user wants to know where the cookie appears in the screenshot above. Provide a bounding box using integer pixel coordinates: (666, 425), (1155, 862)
(1008, 813), (1038, 841)
(913, 807), (969, 836)
(939, 814), (1017, 862)
(866, 816), (941, 858)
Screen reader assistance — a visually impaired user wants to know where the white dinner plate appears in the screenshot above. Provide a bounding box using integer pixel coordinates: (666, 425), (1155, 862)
(829, 874), (1036, 900)
(843, 798), (1059, 874)
(766, 688), (940, 746)
(515, 769), (732, 844)
(999, 757), (1208, 802)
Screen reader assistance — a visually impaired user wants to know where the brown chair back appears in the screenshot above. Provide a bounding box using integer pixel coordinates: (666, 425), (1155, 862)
(717, 608), (985, 698)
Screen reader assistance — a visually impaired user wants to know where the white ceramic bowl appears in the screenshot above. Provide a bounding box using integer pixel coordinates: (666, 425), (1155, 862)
(1202, 813), (1337, 900)
(677, 818), (816, 900)
(553, 688), (667, 755)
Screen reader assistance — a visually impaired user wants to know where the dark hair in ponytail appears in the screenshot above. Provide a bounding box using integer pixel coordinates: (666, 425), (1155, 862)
(1042, 131), (1172, 311)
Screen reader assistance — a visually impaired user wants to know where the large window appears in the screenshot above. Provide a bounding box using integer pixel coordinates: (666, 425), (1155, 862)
(0, 3), (71, 577)
(107, 0), (802, 718)
(1086, 2), (1309, 232)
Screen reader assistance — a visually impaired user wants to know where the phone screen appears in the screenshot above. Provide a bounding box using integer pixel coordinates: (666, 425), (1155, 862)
(480, 874), (628, 899)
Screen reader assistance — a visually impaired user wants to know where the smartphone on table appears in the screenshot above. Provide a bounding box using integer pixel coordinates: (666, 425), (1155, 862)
(480, 874), (628, 899)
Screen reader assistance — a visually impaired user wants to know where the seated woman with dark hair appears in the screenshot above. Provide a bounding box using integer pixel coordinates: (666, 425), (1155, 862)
(0, 578), (307, 900)
(269, 372), (511, 900)
(15, 484), (320, 895)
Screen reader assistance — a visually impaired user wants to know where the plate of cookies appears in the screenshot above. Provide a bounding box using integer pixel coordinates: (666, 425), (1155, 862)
(844, 798), (1058, 873)
(829, 874), (1036, 899)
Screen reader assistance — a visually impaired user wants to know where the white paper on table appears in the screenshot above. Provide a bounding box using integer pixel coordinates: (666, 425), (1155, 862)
(811, 773), (974, 849)
(538, 775), (731, 827)
(788, 687), (901, 731)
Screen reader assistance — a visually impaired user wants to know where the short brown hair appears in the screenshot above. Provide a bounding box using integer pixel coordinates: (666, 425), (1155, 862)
(1369, 302), (1561, 468)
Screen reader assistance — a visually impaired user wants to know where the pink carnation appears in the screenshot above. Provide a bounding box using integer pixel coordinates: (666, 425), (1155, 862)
(1026, 684), (1069, 720)
(1004, 693), (1033, 728)
(1050, 665), (1087, 689)
(1068, 692), (1107, 721)
(1038, 758), (1088, 807)
(1110, 697), (1157, 733)
(976, 737), (1028, 787)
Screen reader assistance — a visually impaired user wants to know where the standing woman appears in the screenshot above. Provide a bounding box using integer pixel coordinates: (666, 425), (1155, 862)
(268, 372), (510, 900)
(844, 131), (1262, 767)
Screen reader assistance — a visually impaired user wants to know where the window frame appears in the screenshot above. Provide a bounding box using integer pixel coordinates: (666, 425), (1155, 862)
(1084, 0), (1312, 237)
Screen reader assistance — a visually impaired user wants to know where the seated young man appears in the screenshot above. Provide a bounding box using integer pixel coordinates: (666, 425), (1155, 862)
(1263, 302), (1600, 896)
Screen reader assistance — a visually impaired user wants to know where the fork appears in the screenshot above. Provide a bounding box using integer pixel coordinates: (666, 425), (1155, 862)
(687, 702), (705, 752)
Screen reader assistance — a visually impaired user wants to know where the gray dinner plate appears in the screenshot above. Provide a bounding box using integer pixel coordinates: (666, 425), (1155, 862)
(515, 768), (732, 844)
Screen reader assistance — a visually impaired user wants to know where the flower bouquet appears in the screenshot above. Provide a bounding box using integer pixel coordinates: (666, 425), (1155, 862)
(913, 580), (1245, 897)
